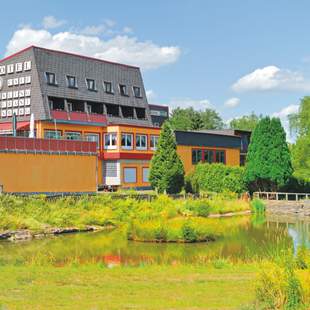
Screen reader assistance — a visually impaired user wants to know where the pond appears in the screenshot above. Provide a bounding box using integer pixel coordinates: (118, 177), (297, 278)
(0, 214), (309, 266)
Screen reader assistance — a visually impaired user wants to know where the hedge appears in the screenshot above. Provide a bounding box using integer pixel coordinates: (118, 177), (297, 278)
(185, 163), (246, 194)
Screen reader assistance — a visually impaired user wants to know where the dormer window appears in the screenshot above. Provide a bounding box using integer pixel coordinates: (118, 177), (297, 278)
(133, 86), (142, 98)
(86, 78), (96, 91)
(67, 75), (77, 88)
(104, 81), (113, 94)
(119, 84), (128, 96)
(45, 72), (57, 85)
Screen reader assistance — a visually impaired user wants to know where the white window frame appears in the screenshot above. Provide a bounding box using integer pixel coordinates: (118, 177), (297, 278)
(44, 130), (62, 140)
(0, 66), (6, 75)
(104, 133), (117, 150)
(67, 75), (77, 88)
(121, 133), (133, 150)
(150, 135), (159, 150)
(104, 81), (113, 94)
(25, 76), (31, 84)
(86, 78), (96, 91)
(25, 107), (31, 115)
(65, 131), (81, 140)
(19, 77), (25, 85)
(133, 86), (142, 98)
(7, 64), (14, 74)
(15, 63), (23, 73)
(24, 61), (31, 71)
(136, 134), (147, 150)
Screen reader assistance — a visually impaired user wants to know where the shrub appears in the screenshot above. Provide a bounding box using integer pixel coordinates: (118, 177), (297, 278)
(181, 222), (197, 242)
(250, 199), (265, 214)
(185, 163), (246, 194)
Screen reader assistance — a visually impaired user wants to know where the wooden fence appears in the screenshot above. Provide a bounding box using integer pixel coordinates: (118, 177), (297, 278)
(253, 192), (310, 201)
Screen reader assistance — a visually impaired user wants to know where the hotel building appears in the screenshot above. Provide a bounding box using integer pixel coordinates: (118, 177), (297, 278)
(0, 46), (245, 193)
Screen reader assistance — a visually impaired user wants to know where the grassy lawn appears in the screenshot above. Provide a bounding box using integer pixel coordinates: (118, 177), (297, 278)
(0, 265), (257, 310)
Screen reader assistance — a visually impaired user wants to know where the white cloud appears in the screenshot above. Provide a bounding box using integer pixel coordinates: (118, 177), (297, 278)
(232, 65), (310, 92)
(273, 104), (299, 141)
(5, 26), (181, 70)
(42, 16), (66, 29)
(146, 89), (156, 102)
(168, 98), (212, 110)
(123, 27), (133, 34)
(80, 25), (107, 36)
(224, 97), (240, 108)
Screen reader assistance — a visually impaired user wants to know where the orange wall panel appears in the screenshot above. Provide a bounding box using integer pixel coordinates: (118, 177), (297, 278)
(0, 153), (97, 193)
(120, 161), (151, 188)
(177, 145), (240, 175)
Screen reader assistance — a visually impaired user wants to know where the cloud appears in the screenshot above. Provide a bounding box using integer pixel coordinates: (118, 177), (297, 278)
(168, 98), (212, 110)
(42, 16), (66, 29)
(146, 90), (156, 102)
(5, 26), (181, 70)
(273, 104), (299, 141)
(224, 97), (240, 108)
(232, 65), (310, 92)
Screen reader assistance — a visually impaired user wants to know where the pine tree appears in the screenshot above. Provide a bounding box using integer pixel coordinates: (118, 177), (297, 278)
(245, 117), (293, 191)
(149, 122), (185, 193)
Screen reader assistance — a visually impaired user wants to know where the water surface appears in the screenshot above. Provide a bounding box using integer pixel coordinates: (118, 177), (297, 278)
(0, 214), (309, 266)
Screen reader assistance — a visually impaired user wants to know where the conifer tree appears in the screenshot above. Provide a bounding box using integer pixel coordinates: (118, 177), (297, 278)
(245, 117), (293, 191)
(149, 122), (185, 193)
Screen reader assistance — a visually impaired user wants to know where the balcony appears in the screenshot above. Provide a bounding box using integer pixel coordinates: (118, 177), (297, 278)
(51, 110), (107, 126)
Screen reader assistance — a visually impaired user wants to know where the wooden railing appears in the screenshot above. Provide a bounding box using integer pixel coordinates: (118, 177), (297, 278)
(253, 192), (310, 201)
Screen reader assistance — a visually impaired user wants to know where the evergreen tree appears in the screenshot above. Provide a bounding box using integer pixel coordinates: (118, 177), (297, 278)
(245, 117), (293, 191)
(149, 122), (185, 193)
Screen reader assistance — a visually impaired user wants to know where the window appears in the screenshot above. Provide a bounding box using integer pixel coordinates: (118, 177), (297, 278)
(86, 104), (92, 114)
(65, 132), (81, 140)
(15, 63), (23, 72)
(142, 167), (149, 183)
(45, 72), (57, 85)
(7, 64), (14, 74)
(104, 133), (117, 149)
(124, 167), (137, 183)
(67, 75), (77, 88)
(24, 61), (31, 71)
(86, 78), (96, 91)
(133, 86), (142, 98)
(192, 149), (202, 165)
(136, 134), (147, 150)
(121, 133), (133, 149)
(44, 130), (62, 139)
(104, 81), (113, 93)
(119, 84), (128, 96)
(216, 150), (225, 164)
(204, 150), (214, 164)
(85, 133), (100, 149)
(150, 135), (159, 150)
(0, 66), (6, 75)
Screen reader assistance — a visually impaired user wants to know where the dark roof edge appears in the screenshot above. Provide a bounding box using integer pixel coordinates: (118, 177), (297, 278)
(174, 130), (241, 139)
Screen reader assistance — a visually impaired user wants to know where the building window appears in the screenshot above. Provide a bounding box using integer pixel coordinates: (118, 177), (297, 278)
(44, 130), (62, 139)
(67, 102), (73, 112)
(123, 167), (137, 183)
(86, 78), (96, 91)
(216, 150), (225, 164)
(65, 132), (81, 140)
(204, 150), (214, 164)
(133, 86), (142, 98)
(104, 81), (113, 94)
(104, 133), (117, 149)
(150, 135), (159, 150)
(136, 134), (147, 150)
(45, 72), (57, 85)
(119, 84), (128, 96)
(142, 167), (149, 183)
(86, 104), (92, 114)
(85, 133), (100, 149)
(192, 149), (202, 165)
(67, 75), (77, 88)
(121, 133), (133, 149)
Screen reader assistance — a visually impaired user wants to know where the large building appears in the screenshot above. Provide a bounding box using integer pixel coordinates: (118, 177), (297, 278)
(0, 46), (244, 192)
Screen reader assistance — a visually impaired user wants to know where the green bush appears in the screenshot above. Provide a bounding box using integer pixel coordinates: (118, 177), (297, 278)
(250, 199), (265, 214)
(181, 221), (197, 242)
(185, 163), (246, 194)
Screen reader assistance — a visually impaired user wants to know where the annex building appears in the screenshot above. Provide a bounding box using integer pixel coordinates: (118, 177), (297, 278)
(0, 46), (247, 193)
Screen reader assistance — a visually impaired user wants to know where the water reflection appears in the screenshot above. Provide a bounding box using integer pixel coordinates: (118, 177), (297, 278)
(0, 214), (309, 266)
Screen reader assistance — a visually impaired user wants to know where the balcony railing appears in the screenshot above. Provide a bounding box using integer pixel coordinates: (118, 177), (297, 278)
(0, 136), (97, 154)
(51, 110), (107, 125)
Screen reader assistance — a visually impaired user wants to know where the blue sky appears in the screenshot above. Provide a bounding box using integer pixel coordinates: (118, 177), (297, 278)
(0, 0), (309, 135)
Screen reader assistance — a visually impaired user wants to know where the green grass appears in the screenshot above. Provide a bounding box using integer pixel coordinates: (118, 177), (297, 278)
(0, 264), (257, 310)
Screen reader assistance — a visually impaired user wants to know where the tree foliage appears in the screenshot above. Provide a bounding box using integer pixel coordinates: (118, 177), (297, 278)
(185, 163), (246, 194)
(149, 122), (185, 193)
(289, 97), (310, 181)
(245, 117), (293, 191)
(229, 112), (263, 131)
(169, 107), (224, 131)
